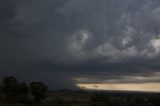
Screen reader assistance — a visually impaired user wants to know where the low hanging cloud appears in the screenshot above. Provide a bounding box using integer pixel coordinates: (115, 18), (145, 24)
(0, 0), (160, 89)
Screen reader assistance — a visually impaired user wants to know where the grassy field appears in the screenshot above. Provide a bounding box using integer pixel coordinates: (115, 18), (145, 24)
(0, 90), (160, 106)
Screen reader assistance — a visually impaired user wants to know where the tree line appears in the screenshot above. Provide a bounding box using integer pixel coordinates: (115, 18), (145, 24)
(0, 76), (48, 104)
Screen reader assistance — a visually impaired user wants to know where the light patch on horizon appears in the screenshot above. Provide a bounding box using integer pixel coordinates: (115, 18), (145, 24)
(76, 83), (160, 92)
(74, 72), (160, 92)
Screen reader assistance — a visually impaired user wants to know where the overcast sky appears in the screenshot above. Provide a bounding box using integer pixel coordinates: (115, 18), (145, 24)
(0, 0), (160, 91)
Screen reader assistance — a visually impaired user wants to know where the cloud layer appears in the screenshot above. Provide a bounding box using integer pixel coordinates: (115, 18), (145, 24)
(0, 0), (160, 89)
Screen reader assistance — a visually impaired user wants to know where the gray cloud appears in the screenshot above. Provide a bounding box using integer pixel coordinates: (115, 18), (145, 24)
(0, 0), (160, 89)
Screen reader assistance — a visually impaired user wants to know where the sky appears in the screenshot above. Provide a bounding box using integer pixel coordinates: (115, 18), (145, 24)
(0, 0), (160, 91)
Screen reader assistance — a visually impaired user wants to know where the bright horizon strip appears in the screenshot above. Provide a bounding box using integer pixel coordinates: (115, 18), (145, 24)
(76, 83), (160, 92)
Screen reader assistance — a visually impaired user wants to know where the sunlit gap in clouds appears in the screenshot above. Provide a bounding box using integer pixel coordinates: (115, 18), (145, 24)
(76, 83), (160, 92)
(73, 72), (160, 92)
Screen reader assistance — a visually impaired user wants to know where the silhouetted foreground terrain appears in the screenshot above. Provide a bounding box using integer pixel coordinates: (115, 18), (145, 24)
(1, 90), (160, 106)
(0, 76), (160, 106)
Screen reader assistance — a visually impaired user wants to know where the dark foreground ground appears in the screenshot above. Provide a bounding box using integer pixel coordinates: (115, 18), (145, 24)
(0, 90), (160, 106)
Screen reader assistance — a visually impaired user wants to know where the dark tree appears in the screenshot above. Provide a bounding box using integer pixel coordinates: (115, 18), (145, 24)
(1, 76), (19, 100)
(17, 82), (29, 96)
(30, 82), (48, 103)
(16, 82), (29, 103)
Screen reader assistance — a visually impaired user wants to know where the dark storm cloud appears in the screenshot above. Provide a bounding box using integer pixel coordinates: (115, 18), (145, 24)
(1, 0), (160, 89)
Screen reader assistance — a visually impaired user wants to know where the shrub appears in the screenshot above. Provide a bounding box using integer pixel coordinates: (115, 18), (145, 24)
(30, 82), (48, 103)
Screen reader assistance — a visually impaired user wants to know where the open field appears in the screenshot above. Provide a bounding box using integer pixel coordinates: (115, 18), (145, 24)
(0, 90), (160, 106)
